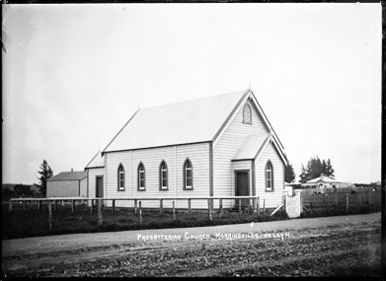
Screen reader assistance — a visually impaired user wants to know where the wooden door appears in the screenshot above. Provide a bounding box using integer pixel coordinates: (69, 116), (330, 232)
(235, 171), (249, 207)
(96, 176), (103, 198)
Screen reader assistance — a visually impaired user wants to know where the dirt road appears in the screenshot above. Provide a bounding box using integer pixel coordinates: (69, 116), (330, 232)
(2, 212), (382, 277)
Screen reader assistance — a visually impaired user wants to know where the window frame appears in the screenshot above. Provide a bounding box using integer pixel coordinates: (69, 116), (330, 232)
(265, 161), (274, 192)
(137, 162), (146, 191)
(243, 104), (252, 124)
(159, 160), (169, 190)
(117, 164), (125, 191)
(183, 158), (193, 190)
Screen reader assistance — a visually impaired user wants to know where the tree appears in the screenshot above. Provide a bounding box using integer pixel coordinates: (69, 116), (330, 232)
(14, 184), (34, 198)
(299, 156), (335, 183)
(2, 187), (14, 201)
(285, 162), (296, 183)
(37, 160), (53, 197)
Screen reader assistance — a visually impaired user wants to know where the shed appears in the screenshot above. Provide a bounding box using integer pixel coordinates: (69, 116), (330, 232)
(47, 171), (87, 198)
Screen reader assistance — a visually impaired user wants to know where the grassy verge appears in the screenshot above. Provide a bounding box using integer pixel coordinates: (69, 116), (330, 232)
(2, 201), (381, 240)
(2, 204), (288, 239)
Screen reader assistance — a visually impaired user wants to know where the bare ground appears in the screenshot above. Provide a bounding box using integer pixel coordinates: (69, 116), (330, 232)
(2, 212), (382, 278)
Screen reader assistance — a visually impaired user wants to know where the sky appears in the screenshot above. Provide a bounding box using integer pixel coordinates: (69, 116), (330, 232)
(2, 3), (381, 185)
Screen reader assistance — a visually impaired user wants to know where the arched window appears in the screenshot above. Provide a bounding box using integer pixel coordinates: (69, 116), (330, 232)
(159, 160), (168, 190)
(117, 164), (125, 191)
(183, 159), (193, 190)
(265, 161), (274, 191)
(243, 104), (252, 124)
(137, 162), (146, 191)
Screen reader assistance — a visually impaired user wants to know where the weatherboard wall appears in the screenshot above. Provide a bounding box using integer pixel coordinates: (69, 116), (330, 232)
(104, 143), (210, 209)
(213, 98), (270, 208)
(47, 179), (86, 198)
(87, 167), (105, 199)
(255, 141), (285, 208)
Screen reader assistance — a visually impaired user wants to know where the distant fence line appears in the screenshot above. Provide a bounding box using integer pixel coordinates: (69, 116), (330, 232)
(297, 189), (381, 214)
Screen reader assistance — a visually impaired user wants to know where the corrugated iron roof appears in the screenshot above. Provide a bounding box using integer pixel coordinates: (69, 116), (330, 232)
(103, 89), (249, 152)
(85, 151), (105, 169)
(305, 176), (339, 184)
(48, 171), (87, 181)
(232, 134), (271, 160)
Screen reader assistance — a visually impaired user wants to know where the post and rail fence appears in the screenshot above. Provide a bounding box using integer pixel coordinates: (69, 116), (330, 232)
(5, 189), (381, 232)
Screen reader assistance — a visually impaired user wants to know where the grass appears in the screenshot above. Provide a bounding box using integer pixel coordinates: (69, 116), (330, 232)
(2, 200), (381, 240)
(2, 203), (288, 239)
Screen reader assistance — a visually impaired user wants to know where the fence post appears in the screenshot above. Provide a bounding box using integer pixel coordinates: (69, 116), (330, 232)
(134, 199), (138, 215)
(112, 200), (115, 214)
(219, 198), (223, 220)
(257, 197), (260, 215)
(71, 200), (75, 213)
(48, 202), (53, 231)
(139, 201), (142, 226)
(238, 199), (242, 214)
(54, 200), (58, 211)
(346, 193), (349, 213)
(328, 194), (330, 214)
(160, 199), (163, 215)
(369, 190), (372, 204)
(335, 192), (338, 205)
(263, 199), (266, 214)
(188, 199), (191, 215)
(97, 199), (103, 225)
(91, 199), (94, 214)
(8, 200), (13, 212)
(208, 199), (212, 221)
(23, 200), (27, 213)
(172, 201), (176, 221)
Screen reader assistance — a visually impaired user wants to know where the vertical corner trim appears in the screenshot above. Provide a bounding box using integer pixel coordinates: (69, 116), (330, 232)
(209, 142), (214, 197)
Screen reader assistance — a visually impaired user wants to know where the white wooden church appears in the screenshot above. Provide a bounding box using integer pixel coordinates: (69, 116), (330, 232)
(85, 89), (287, 209)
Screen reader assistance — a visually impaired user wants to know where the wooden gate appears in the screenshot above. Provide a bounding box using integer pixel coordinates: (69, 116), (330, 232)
(285, 193), (301, 218)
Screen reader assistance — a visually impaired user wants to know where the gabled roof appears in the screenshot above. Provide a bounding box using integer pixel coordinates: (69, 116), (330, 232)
(85, 151), (105, 169)
(48, 171), (87, 181)
(232, 134), (271, 161)
(103, 89), (249, 153)
(232, 133), (287, 166)
(305, 176), (339, 184)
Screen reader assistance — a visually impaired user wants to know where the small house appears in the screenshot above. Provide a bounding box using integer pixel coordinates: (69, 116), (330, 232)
(302, 175), (350, 190)
(85, 89), (287, 209)
(47, 171), (87, 198)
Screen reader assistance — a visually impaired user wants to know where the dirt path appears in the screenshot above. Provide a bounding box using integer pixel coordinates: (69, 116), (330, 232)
(2, 212), (382, 277)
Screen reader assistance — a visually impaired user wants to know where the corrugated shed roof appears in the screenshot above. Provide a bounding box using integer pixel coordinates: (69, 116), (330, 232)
(103, 89), (249, 152)
(48, 171), (87, 181)
(85, 151), (105, 169)
(232, 134), (271, 160)
(305, 176), (339, 184)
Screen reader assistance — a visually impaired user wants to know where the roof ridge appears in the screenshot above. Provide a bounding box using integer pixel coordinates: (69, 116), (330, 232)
(140, 89), (249, 111)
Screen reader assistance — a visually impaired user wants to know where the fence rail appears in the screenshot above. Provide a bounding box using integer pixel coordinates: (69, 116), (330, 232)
(299, 189), (381, 214)
(7, 196), (265, 224)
